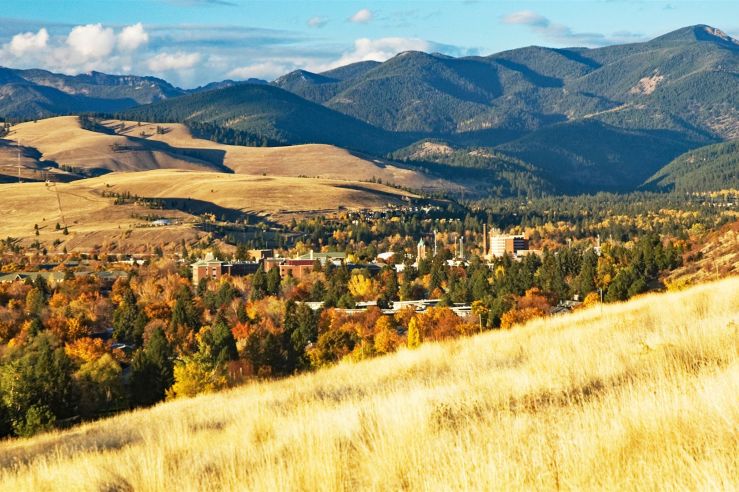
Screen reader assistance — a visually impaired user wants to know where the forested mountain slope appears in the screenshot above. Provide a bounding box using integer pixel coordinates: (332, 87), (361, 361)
(643, 140), (739, 192)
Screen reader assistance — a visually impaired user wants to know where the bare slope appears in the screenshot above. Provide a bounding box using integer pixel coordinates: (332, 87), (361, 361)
(4, 117), (223, 175)
(105, 119), (452, 191)
(0, 169), (416, 251)
(2, 117), (449, 191)
(0, 278), (736, 491)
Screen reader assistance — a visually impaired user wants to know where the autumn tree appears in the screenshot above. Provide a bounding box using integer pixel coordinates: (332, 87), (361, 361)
(75, 354), (124, 417)
(406, 317), (421, 349)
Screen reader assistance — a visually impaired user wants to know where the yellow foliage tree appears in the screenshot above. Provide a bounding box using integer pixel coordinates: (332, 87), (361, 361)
(374, 316), (401, 355)
(407, 317), (421, 349)
(65, 337), (107, 364)
(66, 316), (91, 341)
(582, 292), (600, 308)
(167, 357), (228, 400)
(348, 274), (377, 301)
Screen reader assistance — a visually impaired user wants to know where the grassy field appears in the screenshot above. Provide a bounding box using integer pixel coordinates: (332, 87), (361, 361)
(1, 117), (450, 191)
(0, 277), (736, 491)
(0, 169), (417, 251)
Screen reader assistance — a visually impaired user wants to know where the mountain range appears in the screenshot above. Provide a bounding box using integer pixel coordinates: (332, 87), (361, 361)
(0, 24), (737, 196)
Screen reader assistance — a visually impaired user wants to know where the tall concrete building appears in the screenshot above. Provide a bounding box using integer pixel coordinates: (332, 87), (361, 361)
(488, 229), (529, 258)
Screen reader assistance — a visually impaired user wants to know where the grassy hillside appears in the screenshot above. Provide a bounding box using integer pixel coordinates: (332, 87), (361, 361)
(0, 169), (417, 251)
(643, 140), (739, 192)
(0, 278), (736, 491)
(0, 116), (446, 191)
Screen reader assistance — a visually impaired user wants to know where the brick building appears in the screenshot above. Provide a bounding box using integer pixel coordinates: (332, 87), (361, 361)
(191, 253), (259, 285)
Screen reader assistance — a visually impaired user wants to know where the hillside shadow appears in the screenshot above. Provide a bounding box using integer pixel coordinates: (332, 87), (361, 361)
(154, 197), (248, 222)
(87, 121), (234, 174)
(436, 58), (504, 102)
(494, 59), (564, 88)
(121, 135), (233, 174)
(553, 49), (602, 69)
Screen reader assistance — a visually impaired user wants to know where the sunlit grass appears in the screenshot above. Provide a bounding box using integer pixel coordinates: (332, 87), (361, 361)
(0, 277), (737, 491)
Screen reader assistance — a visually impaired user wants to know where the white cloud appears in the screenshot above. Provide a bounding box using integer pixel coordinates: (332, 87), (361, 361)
(147, 51), (201, 72)
(228, 61), (297, 80)
(118, 23), (149, 52)
(502, 10), (549, 28)
(327, 37), (430, 68)
(66, 23), (116, 59)
(7, 28), (48, 56)
(307, 16), (327, 28)
(349, 8), (374, 24)
(501, 10), (644, 47)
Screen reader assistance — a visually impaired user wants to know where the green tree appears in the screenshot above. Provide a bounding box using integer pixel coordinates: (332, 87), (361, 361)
(266, 267), (281, 296)
(251, 266), (268, 300)
(129, 328), (174, 407)
(113, 285), (147, 346)
(75, 354), (124, 417)
(0, 333), (79, 436)
(170, 285), (201, 333)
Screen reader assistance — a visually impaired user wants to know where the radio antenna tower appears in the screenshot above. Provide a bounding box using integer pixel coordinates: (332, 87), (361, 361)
(16, 140), (21, 183)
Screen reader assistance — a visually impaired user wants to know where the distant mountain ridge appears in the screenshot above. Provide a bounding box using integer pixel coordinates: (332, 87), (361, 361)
(0, 68), (268, 119)
(0, 25), (736, 196)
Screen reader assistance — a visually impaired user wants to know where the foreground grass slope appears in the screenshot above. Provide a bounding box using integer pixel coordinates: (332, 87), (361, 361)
(0, 278), (737, 491)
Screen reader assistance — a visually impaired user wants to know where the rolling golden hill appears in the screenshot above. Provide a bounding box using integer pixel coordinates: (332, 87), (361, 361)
(0, 169), (417, 252)
(0, 277), (736, 491)
(0, 116), (452, 191)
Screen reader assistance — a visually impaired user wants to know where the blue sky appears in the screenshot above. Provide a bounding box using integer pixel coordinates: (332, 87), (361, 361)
(1, 0), (737, 87)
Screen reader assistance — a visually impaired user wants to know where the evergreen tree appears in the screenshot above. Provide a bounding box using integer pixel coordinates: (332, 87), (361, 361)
(574, 250), (598, 296)
(251, 266), (268, 300)
(206, 312), (238, 363)
(170, 286), (201, 333)
(129, 328), (174, 407)
(113, 285), (147, 346)
(266, 267), (281, 296)
(0, 333), (79, 436)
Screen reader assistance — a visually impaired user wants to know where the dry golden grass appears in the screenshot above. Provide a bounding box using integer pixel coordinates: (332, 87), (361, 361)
(0, 169), (416, 250)
(5, 117), (220, 174)
(668, 220), (739, 286)
(107, 120), (452, 191)
(0, 278), (737, 491)
(2, 117), (450, 191)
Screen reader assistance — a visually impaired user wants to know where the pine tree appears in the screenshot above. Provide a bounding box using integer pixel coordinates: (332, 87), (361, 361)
(129, 328), (174, 407)
(251, 266), (268, 300)
(170, 286), (200, 332)
(266, 267), (281, 296)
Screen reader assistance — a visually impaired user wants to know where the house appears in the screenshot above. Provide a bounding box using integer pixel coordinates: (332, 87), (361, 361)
(0, 271), (67, 285)
(191, 253), (259, 285)
(296, 250), (346, 265)
(248, 249), (274, 262)
(279, 259), (316, 280)
(150, 218), (173, 227)
(550, 299), (583, 315)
